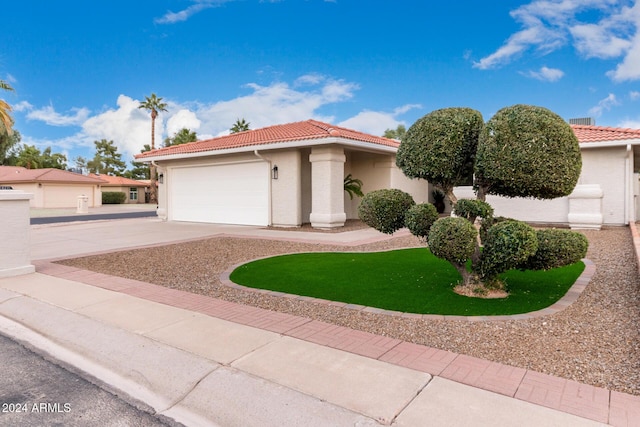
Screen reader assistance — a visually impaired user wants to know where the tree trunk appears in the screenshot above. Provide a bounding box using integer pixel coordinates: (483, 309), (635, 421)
(149, 113), (158, 204)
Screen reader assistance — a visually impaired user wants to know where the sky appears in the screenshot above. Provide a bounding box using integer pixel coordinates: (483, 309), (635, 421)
(2, 0), (640, 168)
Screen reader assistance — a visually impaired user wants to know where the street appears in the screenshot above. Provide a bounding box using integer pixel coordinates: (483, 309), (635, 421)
(0, 332), (180, 427)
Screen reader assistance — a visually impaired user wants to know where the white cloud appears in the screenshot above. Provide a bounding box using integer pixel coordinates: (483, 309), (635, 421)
(14, 75), (419, 162)
(617, 118), (640, 129)
(26, 105), (91, 126)
(166, 109), (201, 136)
(12, 101), (32, 112)
(523, 66), (565, 81)
(154, 1), (231, 24)
(338, 104), (422, 136)
(475, 0), (640, 82)
(630, 90), (640, 100)
(588, 93), (620, 117)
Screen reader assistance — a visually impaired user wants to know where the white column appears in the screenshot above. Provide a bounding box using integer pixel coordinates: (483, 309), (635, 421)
(568, 184), (604, 230)
(0, 190), (35, 277)
(309, 146), (346, 228)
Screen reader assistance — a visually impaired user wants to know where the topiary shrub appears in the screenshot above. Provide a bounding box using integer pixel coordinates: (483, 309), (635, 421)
(428, 217), (478, 284)
(479, 215), (512, 245)
(480, 220), (538, 282)
(521, 229), (588, 270)
(396, 107), (483, 203)
(405, 203), (439, 240)
(358, 189), (415, 234)
(475, 104), (582, 200)
(102, 191), (126, 204)
(453, 199), (494, 223)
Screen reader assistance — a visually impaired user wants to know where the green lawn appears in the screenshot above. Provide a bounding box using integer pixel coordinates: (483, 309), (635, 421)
(229, 248), (585, 316)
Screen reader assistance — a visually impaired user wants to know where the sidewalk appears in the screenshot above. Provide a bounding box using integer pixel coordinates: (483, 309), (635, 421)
(0, 217), (638, 426)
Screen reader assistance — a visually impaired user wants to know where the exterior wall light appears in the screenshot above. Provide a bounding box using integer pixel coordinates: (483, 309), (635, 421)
(272, 165), (278, 180)
(158, 173), (164, 184)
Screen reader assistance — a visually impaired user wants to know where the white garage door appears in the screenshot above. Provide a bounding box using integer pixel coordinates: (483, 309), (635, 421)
(169, 162), (269, 226)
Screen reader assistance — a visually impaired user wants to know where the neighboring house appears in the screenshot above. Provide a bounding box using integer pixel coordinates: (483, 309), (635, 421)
(0, 166), (104, 208)
(453, 125), (640, 228)
(136, 119), (429, 228)
(88, 174), (149, 204)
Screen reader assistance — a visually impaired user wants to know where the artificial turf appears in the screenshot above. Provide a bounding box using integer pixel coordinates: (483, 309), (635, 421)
(229, 248), (585, 316)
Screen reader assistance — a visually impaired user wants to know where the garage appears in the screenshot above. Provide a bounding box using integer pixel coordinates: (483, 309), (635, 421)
(43, 184), (95, 208)
(169, 161), (270, 226)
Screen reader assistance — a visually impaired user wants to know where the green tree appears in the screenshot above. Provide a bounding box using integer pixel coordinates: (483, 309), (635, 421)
(164, 128), (197, 147)
(0, 129), (20, 165)
(73, 156), (88, 171)
(138, 93), (168, 203)
(0, 79), (14, 136)
(15, 144), (43, 169)
(383, 124), (406, 141)
(230, 118), (250, 133)
(124, 144), (151, 180)
(366, 104), (586, 293)
(40, 147), (67, 169)
(396, 108), (483, 204)
(87, 139), (126, 175)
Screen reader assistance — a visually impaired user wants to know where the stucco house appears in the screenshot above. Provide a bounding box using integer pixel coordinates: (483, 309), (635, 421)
(136, 120), (429, 228)
(137, 120), (640, 230)
(0, 166), (104, 208)
(453, 124), (640, 228)
(88, 174), (149, 204)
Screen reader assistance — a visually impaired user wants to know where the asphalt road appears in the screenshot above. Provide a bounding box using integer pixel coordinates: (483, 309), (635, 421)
(0, 332), (181, 427)
(31, 210), (157, 225)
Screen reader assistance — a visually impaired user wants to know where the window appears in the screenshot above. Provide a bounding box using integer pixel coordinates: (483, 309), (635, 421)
(129, 187), (138, 201)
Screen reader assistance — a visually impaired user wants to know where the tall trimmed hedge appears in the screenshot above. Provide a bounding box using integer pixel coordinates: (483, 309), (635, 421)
(475, 104), (582, 199)
(396, 107), (483, 196)
(102, 191), (126, 204)
(358, 189), (415, 235)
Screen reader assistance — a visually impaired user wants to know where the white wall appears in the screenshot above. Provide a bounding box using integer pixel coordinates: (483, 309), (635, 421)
(580, 147), (627, 225)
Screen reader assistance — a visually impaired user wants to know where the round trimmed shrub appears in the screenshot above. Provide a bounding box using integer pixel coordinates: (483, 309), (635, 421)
(428, 217), (477, 265)
(480, 220), (538, 278)
(396, 107), (483, 192)
(358, 189), (415, 235)
(479, 215), (512, 245)
(475, 104), (582, 199)
(405, 203), (439, 239)
(521, 229), (588, 270)
(453, 199), (494, 223)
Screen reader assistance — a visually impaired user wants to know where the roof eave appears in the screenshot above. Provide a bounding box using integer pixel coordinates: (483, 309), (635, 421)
(137, 137), (398, 162)
(579, 138), (640, 148)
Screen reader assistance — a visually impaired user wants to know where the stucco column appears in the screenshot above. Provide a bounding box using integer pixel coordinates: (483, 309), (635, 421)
(309, 146), (346, 228)
(568, 184), (604, 230)
(0, 190), (35, 278)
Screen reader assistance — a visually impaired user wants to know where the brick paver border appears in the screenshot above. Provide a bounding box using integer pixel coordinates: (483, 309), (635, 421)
(33, 257), (640, 426)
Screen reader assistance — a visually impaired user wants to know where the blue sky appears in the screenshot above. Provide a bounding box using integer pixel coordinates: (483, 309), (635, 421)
(2, 0), (640, 167)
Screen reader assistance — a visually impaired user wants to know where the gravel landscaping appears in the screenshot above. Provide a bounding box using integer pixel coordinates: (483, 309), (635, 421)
(57, 226), (640, 396)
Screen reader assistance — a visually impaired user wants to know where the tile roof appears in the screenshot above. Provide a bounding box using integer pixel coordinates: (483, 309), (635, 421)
(572, 125), (640, 143)
(136, 119), (399, 160)
(0, 166), (106, 184)
(88, 173), (148, 187)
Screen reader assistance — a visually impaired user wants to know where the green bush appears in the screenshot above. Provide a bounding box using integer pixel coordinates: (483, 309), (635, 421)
(358, 189), (415, 234)
(475, 104), (582, 199)
(479, 215), (512, 245)
(102, 191), (126, 204)
(428, 217), (477, 265)
(521, 229), (588, 270)
(480, 220), (538, 279)
(453, 199), (494, 223)
(396, 107), (483, 194)
(405, 203), (439, 239)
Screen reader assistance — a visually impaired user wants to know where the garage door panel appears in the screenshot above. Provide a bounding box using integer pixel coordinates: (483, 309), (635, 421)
(170, 162), (269, 226)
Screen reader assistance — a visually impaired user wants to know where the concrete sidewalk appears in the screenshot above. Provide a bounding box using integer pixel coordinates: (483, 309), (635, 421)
(0, 217), (637, 426)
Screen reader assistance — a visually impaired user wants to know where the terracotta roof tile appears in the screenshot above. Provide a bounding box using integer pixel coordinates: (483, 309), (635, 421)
(136, 119), (399, 159)
(571, 125), (640, 143)
(0, 166), (106, 184)
(88, 173), (147, 187)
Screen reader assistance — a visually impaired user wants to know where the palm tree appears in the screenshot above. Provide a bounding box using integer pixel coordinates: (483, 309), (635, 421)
(138, 93), (168, 204)
(0, 80), (15, 136)
(230, 118), (250, 133)
(344, 174), (364, 199)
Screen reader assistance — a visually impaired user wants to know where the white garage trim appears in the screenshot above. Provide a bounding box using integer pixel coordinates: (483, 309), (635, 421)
(168, 160), (270, 226)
